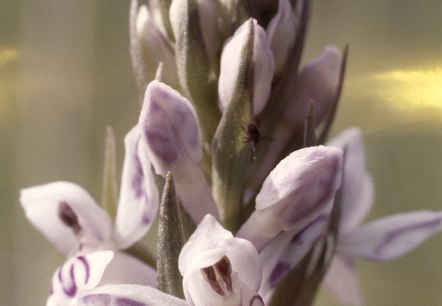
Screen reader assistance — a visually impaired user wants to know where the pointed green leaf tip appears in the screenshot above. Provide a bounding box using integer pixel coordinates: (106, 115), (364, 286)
(157, 172), (185, 298)
(101, 126), (119, 221)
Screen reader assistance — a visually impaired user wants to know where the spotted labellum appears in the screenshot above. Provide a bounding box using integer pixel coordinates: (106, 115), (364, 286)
(21, 0), (442, 305)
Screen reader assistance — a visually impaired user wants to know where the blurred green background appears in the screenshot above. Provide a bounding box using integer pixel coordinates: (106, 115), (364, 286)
(1, 1), (441, 305)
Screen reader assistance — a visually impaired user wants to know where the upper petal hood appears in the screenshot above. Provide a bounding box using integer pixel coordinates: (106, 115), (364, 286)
(179, 215), (263, 306)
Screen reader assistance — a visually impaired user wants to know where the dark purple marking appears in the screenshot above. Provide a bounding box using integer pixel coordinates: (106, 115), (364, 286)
(141, 204), (151, 225)
(373, 218), (442, 259)
(115, 297), (147, 306)
(283, 158), (339, 226)
(201, 266), (224, 296)
(144, 130), (178, 163)
(81, 293), (111, 305)
(58, 201), (82, 234)
(250, 295), (265, 306)
(58, 263), (77, 297)
(49, 281), (54, 296)
(131, 140), (145, 200)
(291, 214), (328, 243)
(268, 261), (290, 288)
(148, 98), (162, 114)
(77, 256), (90, 284)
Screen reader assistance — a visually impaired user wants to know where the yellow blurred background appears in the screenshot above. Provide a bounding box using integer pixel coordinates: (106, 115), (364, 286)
(1, 1), (441, 305)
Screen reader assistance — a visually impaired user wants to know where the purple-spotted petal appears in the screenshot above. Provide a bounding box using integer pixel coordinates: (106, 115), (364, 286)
(323, 256), (364, 306)
(20, 182), (113, 255)
(48, 251), (114, 306)
(260, 204), (331, 302)
(139, 81), (218, 222)
(114, 127), (159, 249)
(139, 80), (202, 176)
(79, 284), (188, 306)
(338, 210), (442, 261)
(329, 128), (374, 232)
(179, 215), (262, 306)
(237, 146), (343, 251)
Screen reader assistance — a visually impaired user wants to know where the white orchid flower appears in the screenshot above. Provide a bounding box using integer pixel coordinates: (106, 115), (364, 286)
(79, 215), (265, 306)
(20, 127), (159, 305)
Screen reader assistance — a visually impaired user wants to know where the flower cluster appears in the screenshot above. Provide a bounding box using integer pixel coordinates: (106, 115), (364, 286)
(21, 1), (442, 305)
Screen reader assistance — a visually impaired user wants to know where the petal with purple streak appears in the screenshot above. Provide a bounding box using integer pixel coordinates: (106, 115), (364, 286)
(20, 182), (113, 255)
(338, 210), (442, 261)
(237, 146), (342, 251)
(139, 80), (202, 176)
(79, 284), (188, 306)
(49, 251), (114, 305)
(114, 127), (159, 249)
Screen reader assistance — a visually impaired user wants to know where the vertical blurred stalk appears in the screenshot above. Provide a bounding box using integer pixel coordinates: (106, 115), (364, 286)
(0, 2), (19, 305)
(14, 1), (97, 305)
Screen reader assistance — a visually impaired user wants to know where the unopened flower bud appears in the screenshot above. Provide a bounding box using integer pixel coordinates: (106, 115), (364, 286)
(170, 0), (220, 62)
(218, 18), (274, 116)
(139, 81), (218, 222)
(286, 46), (342, 126)
(266, 0), (297, 75)
(132, 4), (178, 88)
(237, 146), (343, 251)
(139, 80), (202, 177)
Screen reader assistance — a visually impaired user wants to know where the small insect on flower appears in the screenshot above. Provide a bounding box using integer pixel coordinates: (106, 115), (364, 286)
(242, 119), (272, 160)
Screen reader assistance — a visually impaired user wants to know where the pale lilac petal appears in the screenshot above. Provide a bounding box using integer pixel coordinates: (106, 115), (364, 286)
(266, 0), (297, 75)
(237, 146), (343, 251)
(139, 81), (218, 222)
(260, 204), (331, 301)
(20, 182), (113, 255)
(323, 256), (364, 306)
(338, 211), (442, 261)
(100, 251), (157, 287)
(329, 128), (374, 231)
(139, 80), (202, 176)
(79, 284), (188, 306)
(286, 46), (342, 126)
(218, 18), (274, 116)
(179, 215), (262, 306)
(48, 251), (114, 305)
(114, 127), (159, 249)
